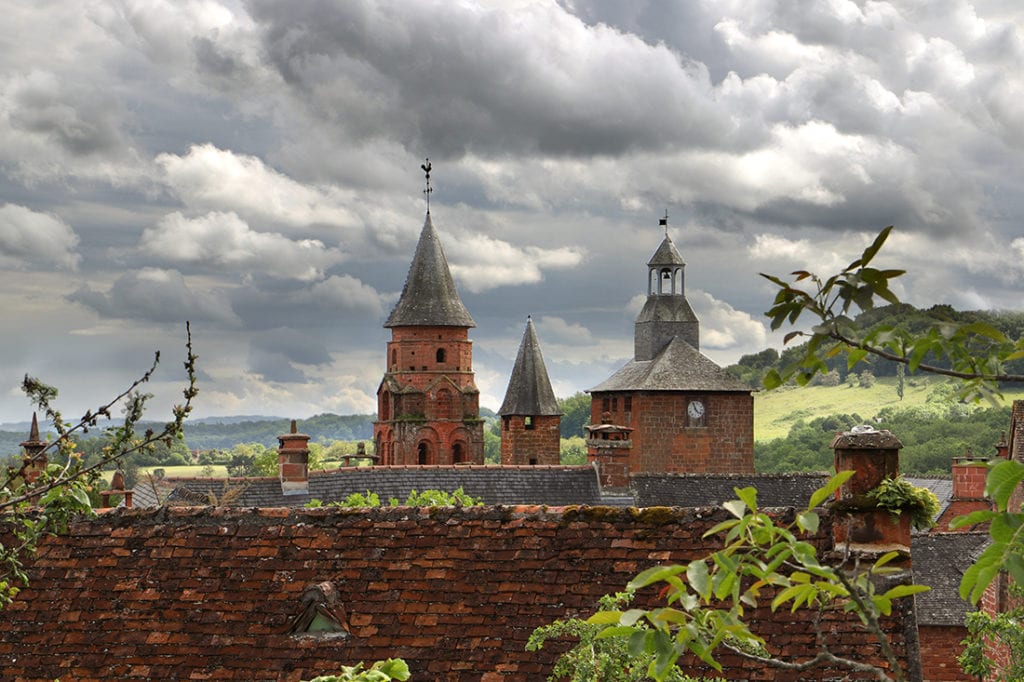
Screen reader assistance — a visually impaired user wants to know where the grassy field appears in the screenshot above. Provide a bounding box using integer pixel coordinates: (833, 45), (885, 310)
(98, 465), (230, 484)
(754, 376), (1024, 442)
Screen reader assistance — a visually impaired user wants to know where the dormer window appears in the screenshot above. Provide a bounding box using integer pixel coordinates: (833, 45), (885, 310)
(286, 582), (349, 638)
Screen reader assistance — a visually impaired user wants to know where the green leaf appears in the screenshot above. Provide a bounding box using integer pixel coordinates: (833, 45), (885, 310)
(807, 470), (855, 510)
(627, 565), (685, 591)
(762, 369), (783, 390)
(734, 486), (758, 511)
(796, 511), (819, 533)
(860, 226), (894, 266)
(586, 611), (624, 625)
(951, 509), (997, 529)
(846, 348), (868, 369)
(723, 499), (747, 519)
(882, 584), (930, 600)
(986, 460), (1024, 511)
(686, 560), (711, 601)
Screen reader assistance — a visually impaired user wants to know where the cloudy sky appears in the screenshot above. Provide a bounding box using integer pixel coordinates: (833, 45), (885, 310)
(1, 0), (1022, 426)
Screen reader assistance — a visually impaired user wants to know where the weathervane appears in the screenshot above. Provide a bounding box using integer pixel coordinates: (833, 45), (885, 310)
(659, 209), (669, 236)
(421, 158), (433, 213)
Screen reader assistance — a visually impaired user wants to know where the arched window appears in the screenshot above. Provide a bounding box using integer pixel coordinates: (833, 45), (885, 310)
(436, 348), (446, 363)
(452, 442), (464, 463)
(417, 442), (429, 465)
(390, 349), (397, 367)
(381, 392), (391, 420)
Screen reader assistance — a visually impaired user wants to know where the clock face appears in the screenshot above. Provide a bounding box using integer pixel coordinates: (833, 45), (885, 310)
(688, 400), (705, 420)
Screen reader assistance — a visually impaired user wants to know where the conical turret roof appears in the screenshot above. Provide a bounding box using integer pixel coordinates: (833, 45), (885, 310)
(385, 213), (475, 328)
(647, 234), (685, 266)
(499, 317), (561, 416)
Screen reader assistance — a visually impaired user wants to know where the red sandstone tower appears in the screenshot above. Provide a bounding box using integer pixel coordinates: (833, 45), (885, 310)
(587, 218), (754, 486)
(499, 317), (562, 465)
(373, 195), (484, 465)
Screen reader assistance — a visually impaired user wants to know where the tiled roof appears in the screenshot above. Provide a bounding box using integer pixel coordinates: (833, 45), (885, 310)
(631, 472), (830, 508)
(911, 532), (988, 625)
(589, 336), (751, 393)
(384, 212), (475, 328)
(132, 465), (603, 508)
(498, 318), (561, 416)
(0, 505), (916, 680)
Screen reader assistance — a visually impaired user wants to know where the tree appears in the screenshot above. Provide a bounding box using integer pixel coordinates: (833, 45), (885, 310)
(958, 583), (1024, 681)
(587, 473), (925, 681)
(760, 226), (1024, 401)
(558, 392), (592, 439)
(0, 324), (197, 608)
(560, 435), (588, 465)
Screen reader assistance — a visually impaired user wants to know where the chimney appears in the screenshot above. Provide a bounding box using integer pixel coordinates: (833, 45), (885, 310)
(20, 413), (48, 484)
(278, 419), (311, 494)
(952, 449), (989, 501)
(831, 426), (910, 556)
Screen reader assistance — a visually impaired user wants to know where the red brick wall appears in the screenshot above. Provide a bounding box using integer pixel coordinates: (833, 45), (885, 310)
(590, 391), (754, 477)
(374, 325), (484, 465)
(918, 625), (967, 681)
(500, 414), (560, 465)
(0, 505), (914, 681)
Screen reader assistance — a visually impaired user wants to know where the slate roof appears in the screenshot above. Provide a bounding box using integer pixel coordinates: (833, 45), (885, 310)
(647, 234), (685, 266)
(590, 336), (752, 393)
(631, 471), (830, 508)
(906, 476), (953, 529)
(132, 464), (603, 508)
(384, 212), (475, 328)
(635, 294), (698, 324)
(911, 532), (988, 625)
(498, 317), (561, 416)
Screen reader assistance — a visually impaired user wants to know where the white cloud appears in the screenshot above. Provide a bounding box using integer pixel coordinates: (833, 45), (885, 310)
(536, 316), (593, 345)
(445, 233), (583, 293)
(687, 289), (767, 351)
(139, 211), (345, 281)
(0, 203), (80, 270)
(307, 275), (387, 317)
(156, 144), (361, 231)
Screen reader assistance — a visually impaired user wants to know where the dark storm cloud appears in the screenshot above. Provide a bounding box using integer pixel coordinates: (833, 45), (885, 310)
(246, 0), (737, 158)
(7, 72), (129, 157)
(67, 269), (238, 325)
(247, 348), (309, 384)
(250, 328), (333, 366)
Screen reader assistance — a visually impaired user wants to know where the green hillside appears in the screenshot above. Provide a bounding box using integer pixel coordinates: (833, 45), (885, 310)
(754, 376), (1024, 442)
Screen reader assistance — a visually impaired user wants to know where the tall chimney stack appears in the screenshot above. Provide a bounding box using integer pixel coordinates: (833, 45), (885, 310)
(278, 419), (310, 494)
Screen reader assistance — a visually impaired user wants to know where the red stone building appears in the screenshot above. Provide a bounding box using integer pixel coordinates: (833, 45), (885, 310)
(373, 211), (484, 465)
(588, 225), (754, 486)
(498, 317), (562, 465)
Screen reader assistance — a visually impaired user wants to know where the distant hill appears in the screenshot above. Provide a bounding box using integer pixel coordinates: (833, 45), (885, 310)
(1, 413), (378, 457)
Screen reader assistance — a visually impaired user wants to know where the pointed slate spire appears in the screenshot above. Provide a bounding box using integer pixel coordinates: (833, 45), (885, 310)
(385, 213), (475, 328)
(499, 317), (561, 416)
(647, 234), (685, 268)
